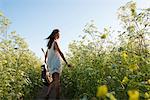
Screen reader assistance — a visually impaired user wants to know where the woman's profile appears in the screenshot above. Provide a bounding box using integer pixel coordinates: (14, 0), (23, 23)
(45, 29), (71, 99)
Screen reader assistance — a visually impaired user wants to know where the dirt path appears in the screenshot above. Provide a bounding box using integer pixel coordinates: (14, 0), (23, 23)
(34, 85), (56, 100)
(34, 85), (66, 100)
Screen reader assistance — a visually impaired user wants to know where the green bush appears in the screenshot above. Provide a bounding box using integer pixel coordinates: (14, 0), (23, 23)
(0, 12), (42, 100)
(61, 1), (150, 99)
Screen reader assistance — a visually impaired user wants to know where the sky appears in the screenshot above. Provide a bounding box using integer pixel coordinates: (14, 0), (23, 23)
(0, 0), (149, 59)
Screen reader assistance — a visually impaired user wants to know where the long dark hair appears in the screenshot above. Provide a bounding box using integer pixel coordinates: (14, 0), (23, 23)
(46, 29), (59, 49)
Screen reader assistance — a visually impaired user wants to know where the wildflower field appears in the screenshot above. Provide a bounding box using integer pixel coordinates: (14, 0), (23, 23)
(61, 2), (150, 100)
(0, 1), (150, 100)
(0, 10), (42, 100)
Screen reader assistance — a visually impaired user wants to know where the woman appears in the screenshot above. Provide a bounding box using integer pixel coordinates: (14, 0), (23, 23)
(45, 29), (71, 99)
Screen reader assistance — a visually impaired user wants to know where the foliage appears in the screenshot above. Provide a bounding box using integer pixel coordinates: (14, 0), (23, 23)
(0, 1), (149, 100)
(61, 1), (150, 99)
(0, 11), (42, 100)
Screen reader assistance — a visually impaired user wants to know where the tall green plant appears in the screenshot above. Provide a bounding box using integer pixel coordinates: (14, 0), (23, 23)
(61, 1), (150, 99)
(0, 11), (42, 100)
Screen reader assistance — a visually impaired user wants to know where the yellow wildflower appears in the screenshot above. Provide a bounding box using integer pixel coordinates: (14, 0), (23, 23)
(128, 90), (139, 100)
(101, 34), (107, 39)
(129, 64), (139, 71)
(96, 85), (108, 97)
(121, 51), (128, 59)
(2, 60), (7, 64)
(147, 79), (150, 84)
(122, 76), (129, 84)
(144, 92), (149, 99)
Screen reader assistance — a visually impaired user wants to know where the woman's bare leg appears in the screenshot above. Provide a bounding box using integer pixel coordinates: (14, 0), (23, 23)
(46, 80), (54, 96)
(52, 72), (60, 99)
(46, 72), (60, 99)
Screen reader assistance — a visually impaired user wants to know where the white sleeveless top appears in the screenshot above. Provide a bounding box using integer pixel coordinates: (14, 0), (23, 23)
(47, 40), (62, 74)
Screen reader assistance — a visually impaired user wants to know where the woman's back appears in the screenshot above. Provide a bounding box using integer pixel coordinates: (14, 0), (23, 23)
(47, 40), (61, 74)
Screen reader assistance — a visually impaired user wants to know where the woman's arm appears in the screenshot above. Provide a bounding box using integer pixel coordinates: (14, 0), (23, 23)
(54, 41), (69, 66)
